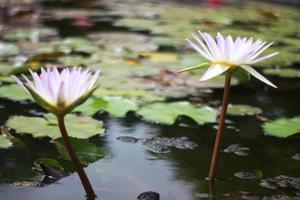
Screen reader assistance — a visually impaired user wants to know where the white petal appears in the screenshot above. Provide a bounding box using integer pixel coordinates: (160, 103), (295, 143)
(248, 52), (279, 64)
(11, 75), (29, 93)
(199, 64), (229, 81)
(241, 65), (277, 88)
(186, 39), (213, 61)
(57, 81), (65, 105)
(203, 32), (221, 59)
(192, 33), (214, 59)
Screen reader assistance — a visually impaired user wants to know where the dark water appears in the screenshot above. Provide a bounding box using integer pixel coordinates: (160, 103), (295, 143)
(0, 0), (300, 200)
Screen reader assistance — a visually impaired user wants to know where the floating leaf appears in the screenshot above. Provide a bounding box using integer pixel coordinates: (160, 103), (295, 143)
(88, 32), (158, 52)
(0, 42), (20, 57)
(263, 68), (300, 78)
(0, 135), (13, 149)
(0, 62), (14, 75)
(0, 84), (33, 101)
(7, 114), (104, 139)
(93, 88), (164, 102)
(137, 101), (217, 125)
(54, 138), (104, 165)
(114, 18), (158, 31)
(140, 52), (179, 63)
(263, 117), (300, 138)
(102, 96), (138, 117)
(227, 104), (262, 116)
(34, 158), (64, 171)
(76, 96), (138, 117)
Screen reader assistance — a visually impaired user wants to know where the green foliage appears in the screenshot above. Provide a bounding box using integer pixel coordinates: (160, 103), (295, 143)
(263, 117), (300, 138)
(76, 96), (138, 117)
(0, 135), (13, 149)
(227, 104), (262, 116)
(7, 114), (104, 139)
(54, 138), (104, 165)
(0, 84), (33, 101)
(263, 68), (300, 78)
(0, 42), (20, 57)
(137, 101), (217, 125)
(34, 158), (64, 171)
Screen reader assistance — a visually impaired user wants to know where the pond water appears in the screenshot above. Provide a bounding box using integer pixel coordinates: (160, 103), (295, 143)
(0, 0), (300, 200)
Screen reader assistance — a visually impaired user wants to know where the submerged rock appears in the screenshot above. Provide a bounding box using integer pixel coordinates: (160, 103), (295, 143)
(234, 171), (256, 179)
(137, 191), (160, 200)
(142, 136), (198, 154)
(223, 144), (250, 156)
(13, 181), (44, 187)
(116, 135), (198, 153)
(260, 175), (300, 192)
(291, 153), (300, 161)
(116, 136), (139, 143)
(194, 192), (210, 198)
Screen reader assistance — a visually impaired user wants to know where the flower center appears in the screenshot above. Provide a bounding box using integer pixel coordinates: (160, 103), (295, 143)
(213, 61), (238, 68)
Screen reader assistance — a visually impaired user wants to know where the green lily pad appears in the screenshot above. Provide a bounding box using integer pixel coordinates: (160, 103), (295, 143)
(137, 101), (217, 125)
(0, 62), (14, 75)
(0, 84), (33, 101)
(75, 97), (108, 116)
(114, 18), (158, 31)
(88, 32), (158, 52)
(103, 96), (138, 117)
(227, 104), (262, 116)
(263, 117), (300, 138)
(3, 28), (57, 42)
(0, 42), (20, 57)
(263, 68), (300, 78)
(54, 138), (104, 165)
(34, 158), (64, 171)
(0, 135), (13, 149)
(93, 88), (164, 102)
(7, 114), (104, 139)
(76, 96), (138, 117)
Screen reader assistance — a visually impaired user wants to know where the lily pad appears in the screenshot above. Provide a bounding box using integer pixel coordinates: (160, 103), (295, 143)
(137, 101), (217, 125)
(114, 18), (158, 31)
(88, 32), (158, 52)
(263, 117), (300, 138)
(54, 138), (104, 165)
(34, 158), (64, 171)
(263, 68), (300, 78)
(76, 96), (138, 117)
(0, 42), (20, 57)
(0, 84), (33, 101)
(0, 135), (13, 149)
(7, 114), (105, 139)
(227, 104), (263, 116)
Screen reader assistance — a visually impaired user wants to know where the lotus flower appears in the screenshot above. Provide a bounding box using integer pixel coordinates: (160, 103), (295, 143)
(12, 67), (100, 116)
(180, 31), (278, 88)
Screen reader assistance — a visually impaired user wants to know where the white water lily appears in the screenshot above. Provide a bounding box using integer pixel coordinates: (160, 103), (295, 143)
(12, 67), (100, 116)
(180, 31), (278, 88)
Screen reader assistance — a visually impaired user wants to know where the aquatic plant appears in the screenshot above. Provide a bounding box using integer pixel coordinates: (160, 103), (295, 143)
(179, 31), (278, 180)
(12, 67), (100, 198)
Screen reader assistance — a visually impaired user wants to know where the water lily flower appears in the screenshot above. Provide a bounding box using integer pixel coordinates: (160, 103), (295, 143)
(12, 67), (99, 198)
(180, 31), (278, 88)
(178, 31), (278, 181)
(12, 67), (100, 116)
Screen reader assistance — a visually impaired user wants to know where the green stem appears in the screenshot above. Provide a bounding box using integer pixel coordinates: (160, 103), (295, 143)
(208, 72), (232, 181)
(57, 116), (97, 199)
